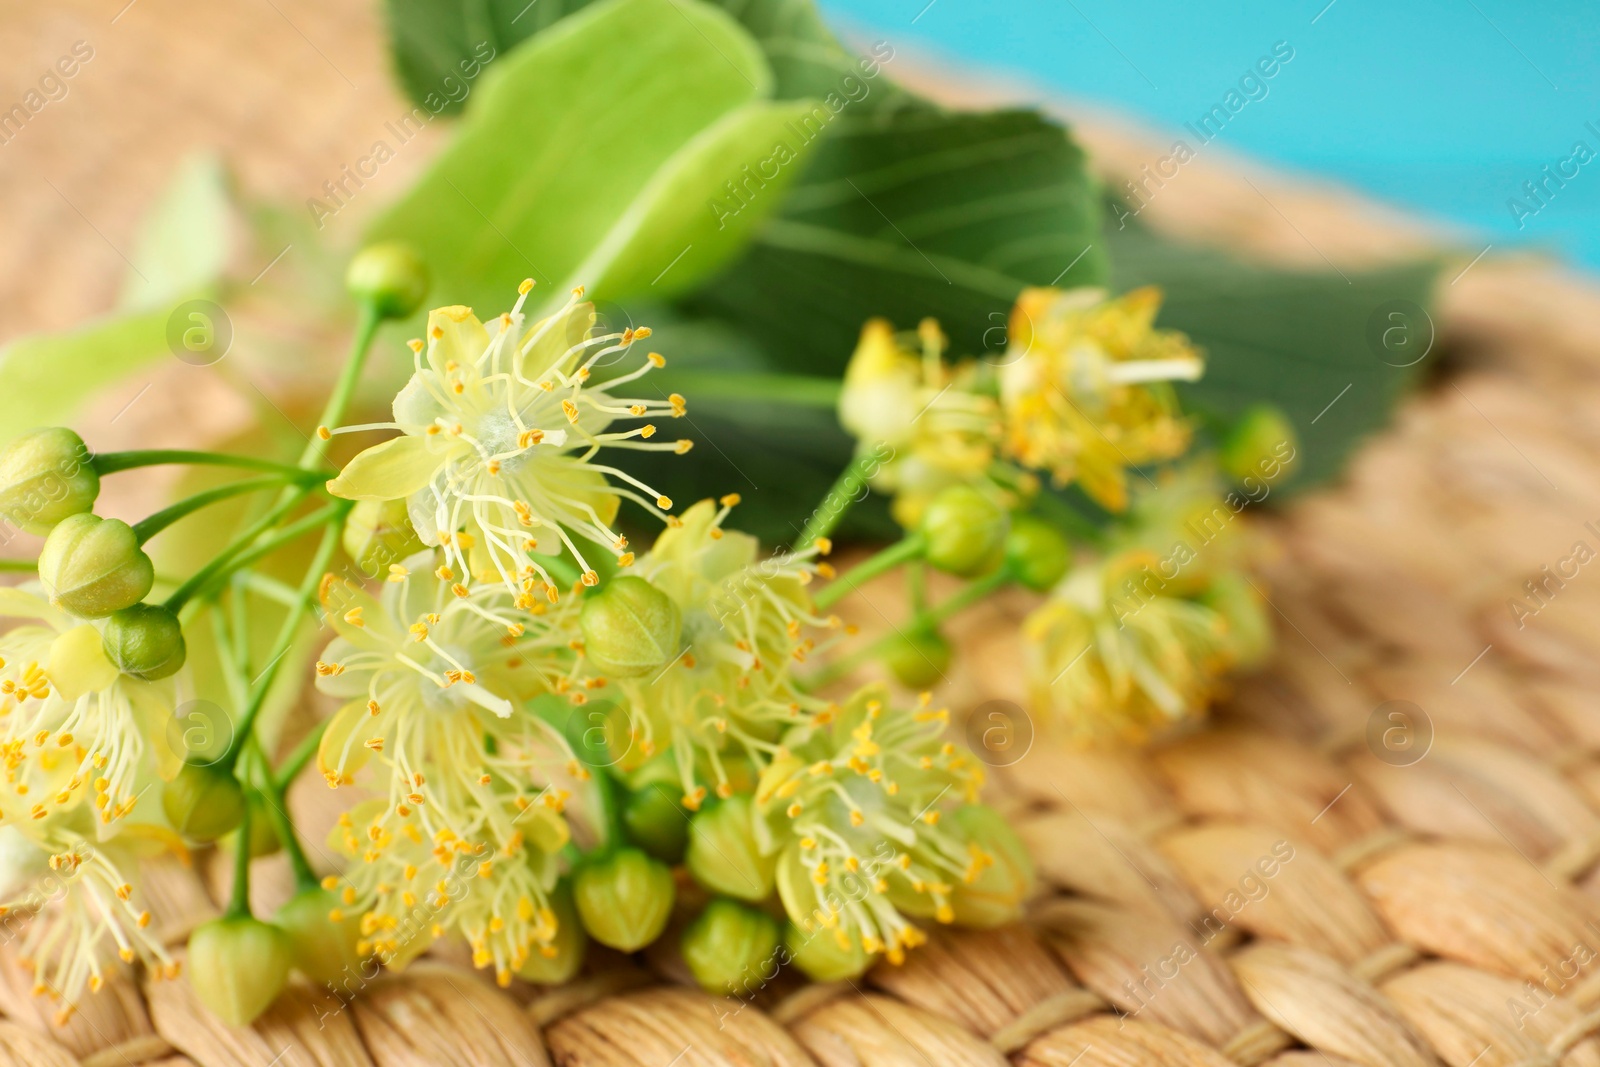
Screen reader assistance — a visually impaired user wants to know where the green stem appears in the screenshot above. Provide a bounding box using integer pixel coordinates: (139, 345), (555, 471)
(92, 449), (331, 480)
(162, 493), (313, 613)
(253, 749), (318, 892)
(798, 453), (874, 550)
(808, 567), (1012, 689)
(299, 302), (383, 469)
(0, 560), (37, 572)
(168, 504), (342, 613)
(660, 371), (841, 408)
(218, 520), (342, 767)
(274, 719), (328, 790)
(225, 790), (255, 919)
(132, 476), (292, 545)
(812, 534), (926, 611)
(906, 560), (927, 614)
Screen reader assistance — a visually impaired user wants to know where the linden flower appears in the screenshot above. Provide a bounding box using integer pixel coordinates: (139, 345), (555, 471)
(754, 685), (1026, 969)
(592, 497), (839, 810)
(326, 796), (569, 986)
(0, 812), (179, 1020)
(838, 319), (1012, 527)
(326, 283), (690, 594)
(313, 559), (595, 984)
(1000, 286), (1202, 512)
(1022, 550), (1242, 744)
(0, 588), (180, 825)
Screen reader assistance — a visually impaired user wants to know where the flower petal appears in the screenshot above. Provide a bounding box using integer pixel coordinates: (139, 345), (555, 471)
(326, 435), (443, 501)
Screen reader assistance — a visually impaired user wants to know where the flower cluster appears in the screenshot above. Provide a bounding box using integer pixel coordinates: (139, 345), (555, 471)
(754, 685), (1030, 972)
(1022, 466), (1271, 743)
(0, 587), (180, 1018)
(327, 285), (689, 594)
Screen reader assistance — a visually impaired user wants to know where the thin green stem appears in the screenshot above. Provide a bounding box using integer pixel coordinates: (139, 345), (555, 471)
(252, 748), (318, 893)
(812, 534), (926, 611)
(168, 504), (343, 613)
(163, 493), (312, 613)
(798, 454), (874, 550)
(132, 476), (292, 545)
(906, 560), (927, 614)
(659, 371), (841, 408)
(225, 790), (255, 919)
(807, 567), (1012, 689)
(0, 559), (36, 572)
(274, 719), (328, 790)
(218, 520), (342, 767)
(298, 302), (383, 469)
(92, 449), (332, 480)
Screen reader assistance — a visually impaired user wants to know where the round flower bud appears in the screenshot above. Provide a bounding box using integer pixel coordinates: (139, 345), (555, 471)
(1220, 404), (1298, 489)
(681, 899), (780, 995)
(186, 915), (293, 1027)
(0, 427), (98, 534)
(572, 848), (674, 952)
(345, 242), (429, 319)
(881, 628), (951, 690)
(685, 794), (774, 902)
(516, 881), (587, 985)
(579, 575), (681, 678)
(919, 486), (1009, 577)
(1004, 514), (1072, 592)
(38, 514), (154, 618)
(784, 921), (870, 982)
(162, 763), (246, 842)
(947, 804), (1034, 928)
(101, 603), (187, 680)
(275, 886), (366, 988)
(623, 781), (689, 864)
(342, 498), (425, 578)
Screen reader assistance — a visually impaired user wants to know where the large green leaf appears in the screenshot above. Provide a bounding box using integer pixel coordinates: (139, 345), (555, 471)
(689, 106), (1106, 375)
(369, 0), (820, 314)
(1104, 211), (1441, 491)
(384, 0), (910, 113)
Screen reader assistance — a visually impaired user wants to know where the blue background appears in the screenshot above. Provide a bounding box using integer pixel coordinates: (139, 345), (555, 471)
(822, 0), (1600, 272)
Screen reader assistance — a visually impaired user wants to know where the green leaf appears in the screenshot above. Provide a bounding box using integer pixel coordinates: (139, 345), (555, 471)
(383, 0), (907, 113)
(369, 0), (820, 314)
(686, 106), (1106, 377)
(119, 154), (234, 311)
(0, 306), (173, 444)
(1104, 210), (1442, 491)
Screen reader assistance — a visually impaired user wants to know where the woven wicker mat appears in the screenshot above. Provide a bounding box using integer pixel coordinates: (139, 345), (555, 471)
(6, 1), (1600, 1065)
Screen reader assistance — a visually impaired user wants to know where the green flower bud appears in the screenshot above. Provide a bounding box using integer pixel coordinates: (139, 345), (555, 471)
(623, 781), (689, 864)
(1220, 404), (1298, 489)
(947, 804), (1034, 928)
(784, 921), (870, 982)
(516, 881), (587, 985)
(881, 628), (951, 690)
(162, 763), (245, 842)
(101, 603), (186, 680)
(681, 899), (780, 995)
(342, 498), (425, 578)
(38, 514), (154, 618)
(572, 848), (674, 952)
(345, 242), (429, 319)
(186, 915), (293, 1027)
(1004, 514), (1072, 592)
(919, 486), (1009, 577)
(686, 795), (774, 902)
(275, 887), (366, 988)
(579, 575), (681, 678)
(0, 428), (98, 534)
